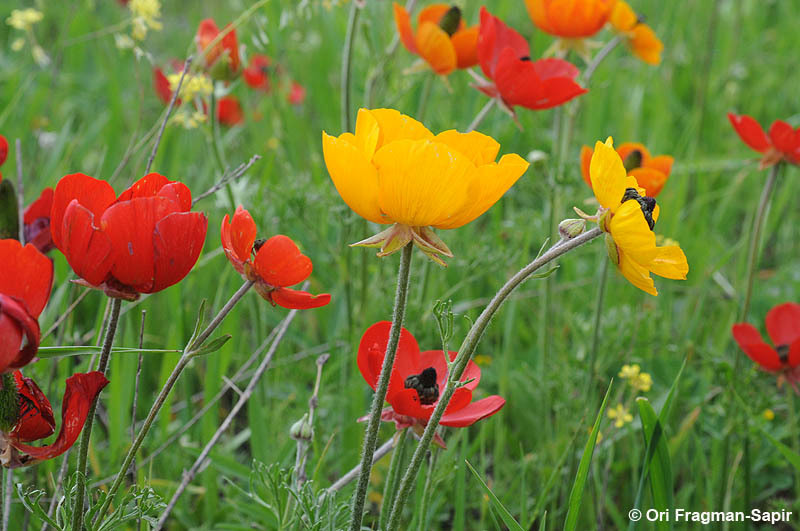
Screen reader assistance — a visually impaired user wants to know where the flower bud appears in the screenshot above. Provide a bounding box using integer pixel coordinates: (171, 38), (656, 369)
(558, 218), (586, 239)
(290, 413), (313, 441)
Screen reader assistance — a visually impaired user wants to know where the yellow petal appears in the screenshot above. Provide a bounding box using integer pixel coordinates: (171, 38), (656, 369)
(434, 153), (529, 229)
(322, 131), (385, 224)
(649, 245), (688, 279)
(608, 200), (658, 263)
(367, 108), (433, 149)
(434, 130), (500, 165)
(354, 109), (381, 159)
(630, 24), (663, 65)
(415, 21), (457, 75)
(590, 137), (629, 211)
(610, 0), (637, 31)
(373, 139), (473, 227)
(618, 249), (657, 296)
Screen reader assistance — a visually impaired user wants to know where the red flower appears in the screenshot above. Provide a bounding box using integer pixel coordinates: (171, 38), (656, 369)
(287, 81), (306, 105)
(243, 54), (273, 92)
(357, 321), (504, 445)
(23, 187), (54, 254)
(3, 370), (108, 467)
(728, 113), (800, 169)
(50, 173), (208, 300)
(475, 8), (586, 114)
(732, 302), (800, 390)
(196, 18), (240, 79)
(0, 134), (8, 181)
(217, 96), (244, 126)
(220, 206), (331, 310)
(0, 239), (53, 373)
(153, 67), (175, 105)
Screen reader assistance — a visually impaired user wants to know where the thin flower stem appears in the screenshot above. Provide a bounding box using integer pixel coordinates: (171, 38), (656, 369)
(341, 1), (360, 132)
(71, 296), (122, 531)
(2, 467), (11, 531)
(581, 35), (623, 84)
(146, 56), (192, 175)
(130, 310), (146, 484)
(378, 430), (409, 531)
(586, 257), (609, 390)
(386, 228), (603, 530)
(466, 99), (496, 133)
(92, 281), (253, 525)
(349, 244), (414, 531)
(208, 90), (236, 210)
(328, 438), (396, 492)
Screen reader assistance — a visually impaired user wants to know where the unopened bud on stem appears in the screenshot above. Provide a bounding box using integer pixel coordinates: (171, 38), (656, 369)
(558, 218), (586, 239)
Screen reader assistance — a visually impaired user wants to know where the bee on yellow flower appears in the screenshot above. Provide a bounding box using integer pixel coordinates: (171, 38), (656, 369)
(607, 403), (633, 428)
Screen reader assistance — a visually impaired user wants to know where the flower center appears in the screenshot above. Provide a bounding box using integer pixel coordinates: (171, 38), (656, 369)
(777, 344), (790, 364)
(622, 149), (643, 173)
(621, 187), (657, 230)
(404, 367), (439, 405)
(253, 238), (267, 253)
(438, 6), (462, 36)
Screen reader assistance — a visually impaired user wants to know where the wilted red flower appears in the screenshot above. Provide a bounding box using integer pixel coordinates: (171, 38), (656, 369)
(23, 187), (54, 254)
(50, 173), (208, 300)
(196, 18), (240, 79)
(2, 370), (109, 467)
(221, 206), (331, 309)
(217, 96), (244, 126)
(580, 141), (673, 197)
(728, 113), (800, 169)
(0, 134), (8, 180)
(153, 67), (175, 105)
(732, 303), (800, 391)
(0, 239), (53, 373)
(358, 321), (505, 446)
(475, 8), (587, 115)
(287, 81), (306, 105)
(243, 54), (272, 92)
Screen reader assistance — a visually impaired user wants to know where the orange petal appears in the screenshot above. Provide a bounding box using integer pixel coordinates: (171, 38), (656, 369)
(616, 142), (650, 165)
(415, 22), (457, 75)
(579, 145), (593, 187)
(417, 4), (451, 27)
(393, 3), (417, 53)
(628, 167), (667, 197)
(630, 24), (663, 65)
(451, 26), (479, 69)
(610, 0), (637, 31)
(253, 235), (312, 288)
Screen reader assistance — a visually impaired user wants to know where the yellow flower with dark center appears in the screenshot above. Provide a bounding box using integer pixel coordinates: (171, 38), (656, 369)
(322, 108), (529, 264)
(609, 0), (663, 65)
(589, 137), (688, 295)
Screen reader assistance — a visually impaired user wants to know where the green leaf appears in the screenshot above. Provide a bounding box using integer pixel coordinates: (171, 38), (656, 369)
(636, 397), (673, 531)
(759, 428), (800, 472)
(465, 459), (524, 531)
(0, 180), (20, 240)
(191, 334), (232, 357)
(529, 265), (560, 280)
(36, 346), (181, 358)
(564, 379), (613, 531)
(187, 299), (208, 349)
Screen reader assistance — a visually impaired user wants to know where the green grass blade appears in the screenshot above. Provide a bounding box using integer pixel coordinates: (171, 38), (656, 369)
(465, 459), (525, 531)
(759, 428), (800, 472)
(635, 397), (673, 531)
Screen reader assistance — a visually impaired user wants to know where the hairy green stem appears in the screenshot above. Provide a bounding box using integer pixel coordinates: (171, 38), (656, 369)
(416, 445), (439, 531)
(386, 228), (603, 530)
(349, 244), (414, 531)
(378, 430), (409, 531)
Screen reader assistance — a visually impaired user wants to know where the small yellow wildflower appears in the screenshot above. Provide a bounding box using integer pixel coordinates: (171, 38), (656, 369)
(6, 8), (43, 31)
(129, 0), (163, 40)
(619, 363), (652, 392)
(619, 364), (641, 380)
(31, 44), (50, 66)
(266, 137), (280, 151)
(11, 38), (25, 51)
(474, 354), (493, 366)
(763, 409), (775, 421)
(114, 33), (135, 50)
(171, 110), (207, 130)
(607, 403), (633, 428)
(167, 73), (213, 101)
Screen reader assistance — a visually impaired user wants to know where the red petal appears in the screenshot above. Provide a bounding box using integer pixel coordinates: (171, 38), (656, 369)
(727, 113), (770, 153)
(390, 387), (472, 422)
(790, 338), (800, 367)
(217, 96), (244, 126)
(477, 7), (530, 79)
(765, 302), (800, 348)
(116, 173), (171, 202)
(271, 288), (331, 310)
(418, 350), (482, 391)
(768, 120), (796, 156)
(440, 395), (505, 427)
(532, 57), (581, 80)
(153, 67), (174, 105)
(23, 187), (54, 225)
(148, 211), (207, 293)
(252, 235), (312, 288)
(494, 48), (586, 110)
(0, 310), (24, 371)
(357, 321), (420, 399)
(60, 201), (114, 287)
(0, 135), (7, 167)
(11, 371), (55, 442)
(196, 18), (221, 66)
(287, 82), (306, 106)
(731, 323), (782, 371)
(0, 295), (41, 371)
(50, 173), (116, 250)
(12, 371), (109, 461)
(223, 206), (256, 263)
(0, 239), (53, 317)
(221, 24), (240, 72)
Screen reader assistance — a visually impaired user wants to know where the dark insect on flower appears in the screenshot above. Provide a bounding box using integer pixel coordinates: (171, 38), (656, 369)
(621, 187), (657, 230)
(438, 6), (462, 36)
(404, 367), (439, 405)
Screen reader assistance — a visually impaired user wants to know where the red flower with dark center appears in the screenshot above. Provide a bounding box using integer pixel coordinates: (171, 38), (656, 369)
(475, 8), (586, 114)
(243, 54), (272, 92)
(196, 18), (240, 79)
(0, 239), (53, 373)
(2, 370), (109, 468)
(287, 81), (306, 105)
(217, 96), (244, 126)
(732, 303), (800, 390)
(50, 172), (208, 300)
(728, 113), (800, 169)
(0, 134), (8, 181)
(357, 321), (505, 446)
(23, 187), (54, 254)
(221, 206), (331, 309)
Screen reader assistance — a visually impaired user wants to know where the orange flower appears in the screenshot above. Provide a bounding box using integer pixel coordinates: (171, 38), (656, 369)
(580, 142), (673, 197)
(525, 0), (615, 38)
(609, 1), (662, 65)
(393, 3), (478, 75)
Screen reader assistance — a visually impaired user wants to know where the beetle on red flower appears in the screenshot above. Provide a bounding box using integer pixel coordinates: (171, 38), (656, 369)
(728, 113), (800, 169)
(221, 206), (331, 310)
(357, 321), (505, 447)
(0, 370), (108, 468)
(732, 302), (800, 391)
(196, 18), (240, 80)
(474, 8), (587, 117)
(243, 54), (273, 92)
(0, 240), (53, 374)
(23, 187), (54, 254)
(217, 96), (244, 126)
(50, 172), (208, 300)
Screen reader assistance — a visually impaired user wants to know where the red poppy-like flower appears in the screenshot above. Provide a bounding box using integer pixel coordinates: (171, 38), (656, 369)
(580, 141), (673, 197)
(23, 187), (54, 254)
(287, 81), (306, 105)
(50, 173), (208, 300)
(728, 113), (800, 169)
(221, 206), (331, 310)
(0, 134), (8, 181)
(217, 96), (244, 126)
(196, 18), (240, 79)
(243, 54), (273, 92)
(357, 321), (505, 446)
(0, 239), (52, 374)
(732, 302), (800, 391)
(1, 370), (109, 467)
(475, 8), (586, 115)
(153, 67), (175, 105)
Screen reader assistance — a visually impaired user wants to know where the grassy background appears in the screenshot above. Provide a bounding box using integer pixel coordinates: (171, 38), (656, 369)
(1, 0), (799, 528)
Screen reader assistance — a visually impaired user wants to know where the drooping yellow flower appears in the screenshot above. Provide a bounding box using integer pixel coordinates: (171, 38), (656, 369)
(129, 0), (163, 41)
(609, 1), (663, 65)
(607, 403), (633, 428)
(589, 137), (688, 295)
(6, 8), (43, 31)
(322, 108), (529, 264)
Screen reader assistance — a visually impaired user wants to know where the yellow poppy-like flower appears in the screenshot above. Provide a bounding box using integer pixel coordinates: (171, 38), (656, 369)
(609, 0), (663, 65)
(589, 137), (688, 295)
(607, 403), (633, 428)
(322, 108), (529, 264)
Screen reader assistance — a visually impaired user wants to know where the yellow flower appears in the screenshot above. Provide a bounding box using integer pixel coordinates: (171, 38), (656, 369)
(619, 363), (652, 392)
(322, 108), (529, 264)
(129, 0), (163, 40)
(609, 1), (663, 65)
(167, 73), (212, 101)
(762, 409), (775, 421)
(589, 137), (688, 295)
(607, 403), (633, 428)
(619, 363), (641, 379)
(11, 38), (25, 51)
(6, 8), (43, 31)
